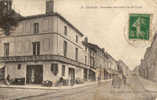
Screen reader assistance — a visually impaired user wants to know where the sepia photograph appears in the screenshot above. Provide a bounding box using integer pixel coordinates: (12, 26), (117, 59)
(0, 0), (157, 100)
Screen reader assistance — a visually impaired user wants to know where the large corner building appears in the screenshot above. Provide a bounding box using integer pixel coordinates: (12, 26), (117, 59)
(0, 0), (119, 85)
(0, 0), (95, 85)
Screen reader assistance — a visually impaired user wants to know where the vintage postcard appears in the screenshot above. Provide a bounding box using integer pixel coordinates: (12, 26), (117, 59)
(0, 0), (157, 100)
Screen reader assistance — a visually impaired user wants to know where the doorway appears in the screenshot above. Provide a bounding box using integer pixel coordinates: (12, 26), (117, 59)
(84, 69), (88, 81)
(26, 65), (43, 84)
(69, 68), (75, 85)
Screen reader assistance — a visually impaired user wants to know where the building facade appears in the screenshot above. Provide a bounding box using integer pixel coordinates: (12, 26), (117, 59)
(137, 33), (157, 82)
(86, 43), (119, 81)
(0, 12), (90, 85)
(0, 0), (119, 85)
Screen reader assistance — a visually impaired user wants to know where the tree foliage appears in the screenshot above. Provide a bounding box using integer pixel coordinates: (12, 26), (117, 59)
(0, 1), (21, 35)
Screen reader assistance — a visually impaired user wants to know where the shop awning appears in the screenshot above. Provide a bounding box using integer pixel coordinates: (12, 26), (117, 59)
(0, 63), (5, 69)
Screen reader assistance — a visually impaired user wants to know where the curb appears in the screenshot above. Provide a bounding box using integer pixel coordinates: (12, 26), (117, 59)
(0, 82), (97, 90)
(0, 80), (111, 90)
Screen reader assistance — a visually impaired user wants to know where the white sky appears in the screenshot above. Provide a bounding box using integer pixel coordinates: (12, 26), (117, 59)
(12, 0), (157, 70)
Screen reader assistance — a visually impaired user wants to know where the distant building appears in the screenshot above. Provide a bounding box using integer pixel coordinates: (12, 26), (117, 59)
(86, 43), (119, 81)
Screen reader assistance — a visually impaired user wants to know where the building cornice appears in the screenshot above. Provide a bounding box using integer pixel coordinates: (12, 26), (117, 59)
(0, 55), (92, 69)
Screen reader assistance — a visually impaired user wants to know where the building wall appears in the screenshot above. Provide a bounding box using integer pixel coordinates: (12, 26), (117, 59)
(43, 62), (83, 81)
(55, 16), (83, 48)
(14, 16), (55, 35)
(0, 15), (86, 65)
(5, 63), (26, 79)
(43, 61), (73, 85)
(0, 37), (15, 57)
(0, 34), (58, 56)
(105, 57), (118, 71)
(5, 61), (84, 84)
(0, 14), (116, 83)
(75, 67), (84, 79)
(55, 16), (86, 64)
(0, 14), (90, 85)
(0, 16), (58, 57)
(57, 35), (85, 64)
(138, 34), (157, 82)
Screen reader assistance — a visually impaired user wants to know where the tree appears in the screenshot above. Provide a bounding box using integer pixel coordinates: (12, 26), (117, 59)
(0, 0), (21, 35)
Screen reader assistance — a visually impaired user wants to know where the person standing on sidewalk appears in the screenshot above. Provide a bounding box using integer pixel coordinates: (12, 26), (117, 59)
(5, 74), (10, 85)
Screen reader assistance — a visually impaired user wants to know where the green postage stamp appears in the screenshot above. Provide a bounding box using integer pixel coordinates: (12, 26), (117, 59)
(129, 14), (151, 40)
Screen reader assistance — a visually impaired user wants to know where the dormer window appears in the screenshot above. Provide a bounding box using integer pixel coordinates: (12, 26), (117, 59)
(33, 23), (39, 34)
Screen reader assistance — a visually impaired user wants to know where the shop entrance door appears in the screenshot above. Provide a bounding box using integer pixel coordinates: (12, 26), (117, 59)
(26, 65), (43, 84)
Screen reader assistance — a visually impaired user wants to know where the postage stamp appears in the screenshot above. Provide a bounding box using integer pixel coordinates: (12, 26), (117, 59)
(128, 14), (151, 40)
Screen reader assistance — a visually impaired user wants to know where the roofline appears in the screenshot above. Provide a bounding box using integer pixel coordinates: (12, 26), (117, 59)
(87, 43), (103, 51)
(19, 13), (84, 37)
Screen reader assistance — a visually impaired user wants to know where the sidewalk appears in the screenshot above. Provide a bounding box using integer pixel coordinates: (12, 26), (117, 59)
(0, 79), (112, 90)
(0, 81), (92, 90)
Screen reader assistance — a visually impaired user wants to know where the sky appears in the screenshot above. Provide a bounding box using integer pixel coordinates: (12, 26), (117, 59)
(12, 0), (157, 70)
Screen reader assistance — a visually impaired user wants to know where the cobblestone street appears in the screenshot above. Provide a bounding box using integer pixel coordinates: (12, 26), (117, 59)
(0, 79), (155, 100)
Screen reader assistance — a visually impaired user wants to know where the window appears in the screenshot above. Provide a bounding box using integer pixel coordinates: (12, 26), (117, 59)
(64, 26), (67, 35)
(62, 65), (65, 76)
(90, 57), (95, 67)
(51, 64), (58, 75)
(90, 51), (95, 67)
(4, 43), (9, 56)
(85, 56), (87, 65)
(17, 64), (21, 70)
(76, 35), (78, 43)
(33, 23), (39, 33)
(63, 41), (67, 57)
(75, 48), (78, 61)
(32, 42), (40, 56)
(36, 42), (40, 55)
(33, 42), (36, 55)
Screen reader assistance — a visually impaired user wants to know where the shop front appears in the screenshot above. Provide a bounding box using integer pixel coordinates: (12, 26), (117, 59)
(26, 65), (43, 84)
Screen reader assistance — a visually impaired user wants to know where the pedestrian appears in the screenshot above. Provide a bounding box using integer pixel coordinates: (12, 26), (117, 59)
(5, 74), (10, 85)
(123, 75), (127, 86)
(112, 75), (116, 88)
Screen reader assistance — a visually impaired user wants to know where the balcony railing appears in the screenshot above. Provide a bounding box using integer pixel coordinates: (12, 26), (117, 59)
(0, 55), (91, 69)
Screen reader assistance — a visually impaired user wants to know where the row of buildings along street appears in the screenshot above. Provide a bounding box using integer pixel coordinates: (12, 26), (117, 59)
(136, 33), (157, 82)
(0, 0), (120, 87)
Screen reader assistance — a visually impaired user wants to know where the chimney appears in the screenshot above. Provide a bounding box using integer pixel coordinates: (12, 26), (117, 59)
(46, 0), (54, 15)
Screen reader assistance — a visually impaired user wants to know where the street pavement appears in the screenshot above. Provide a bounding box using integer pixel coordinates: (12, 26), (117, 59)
(138, 76), (157, 98)
(0, 79), (155, 100)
